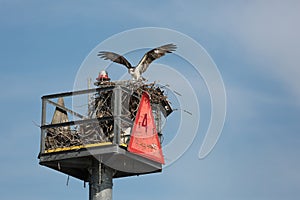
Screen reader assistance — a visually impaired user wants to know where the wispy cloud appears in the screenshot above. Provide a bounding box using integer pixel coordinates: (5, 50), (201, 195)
(117, 1), (300, 104)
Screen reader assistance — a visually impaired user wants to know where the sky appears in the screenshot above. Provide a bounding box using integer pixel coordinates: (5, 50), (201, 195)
(1, 0), (300, 199)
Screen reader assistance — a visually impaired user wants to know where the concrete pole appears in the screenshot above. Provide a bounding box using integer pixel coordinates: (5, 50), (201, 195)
(89, 158), (113, 200)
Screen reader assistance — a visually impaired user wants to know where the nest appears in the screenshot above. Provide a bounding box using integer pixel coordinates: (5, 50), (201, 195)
(45, 81), (172, 151)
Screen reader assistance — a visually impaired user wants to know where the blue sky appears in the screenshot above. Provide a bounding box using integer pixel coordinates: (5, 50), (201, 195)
(1, 1), (300, 199)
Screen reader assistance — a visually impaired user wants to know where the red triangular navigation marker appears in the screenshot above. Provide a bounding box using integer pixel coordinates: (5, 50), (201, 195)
(128, 92), (165, 164)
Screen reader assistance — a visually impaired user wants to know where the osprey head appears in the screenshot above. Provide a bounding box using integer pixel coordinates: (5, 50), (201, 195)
(128, 68), (135, 75)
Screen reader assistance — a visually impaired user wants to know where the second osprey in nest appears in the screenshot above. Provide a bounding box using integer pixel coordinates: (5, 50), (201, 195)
(98, 43), (177, 81)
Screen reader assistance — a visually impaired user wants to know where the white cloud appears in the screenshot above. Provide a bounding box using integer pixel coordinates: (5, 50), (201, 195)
(217, 1), (300, 102)
(192, 1), (300, 104)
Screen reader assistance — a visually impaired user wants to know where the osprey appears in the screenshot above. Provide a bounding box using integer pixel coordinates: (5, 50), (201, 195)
(97, 43), (177, 81)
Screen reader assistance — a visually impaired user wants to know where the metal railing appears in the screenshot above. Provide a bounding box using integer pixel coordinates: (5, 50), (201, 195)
(40, 85), (132, 153)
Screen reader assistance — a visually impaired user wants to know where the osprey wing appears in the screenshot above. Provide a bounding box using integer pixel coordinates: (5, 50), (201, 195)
(136, 43), (177, 73)
(98, 51), (132, 69)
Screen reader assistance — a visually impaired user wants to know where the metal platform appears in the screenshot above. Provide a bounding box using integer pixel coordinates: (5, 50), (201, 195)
(39, 142), (162, 181)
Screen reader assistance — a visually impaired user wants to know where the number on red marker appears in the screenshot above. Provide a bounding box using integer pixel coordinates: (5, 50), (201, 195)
(142, 114), (147, 127)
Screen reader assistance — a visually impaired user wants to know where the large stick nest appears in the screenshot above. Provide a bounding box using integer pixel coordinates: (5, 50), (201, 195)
(45, 81), (172, 151)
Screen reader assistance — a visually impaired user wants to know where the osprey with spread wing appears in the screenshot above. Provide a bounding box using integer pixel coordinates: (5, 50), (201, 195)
(97, 44), (177, 81)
